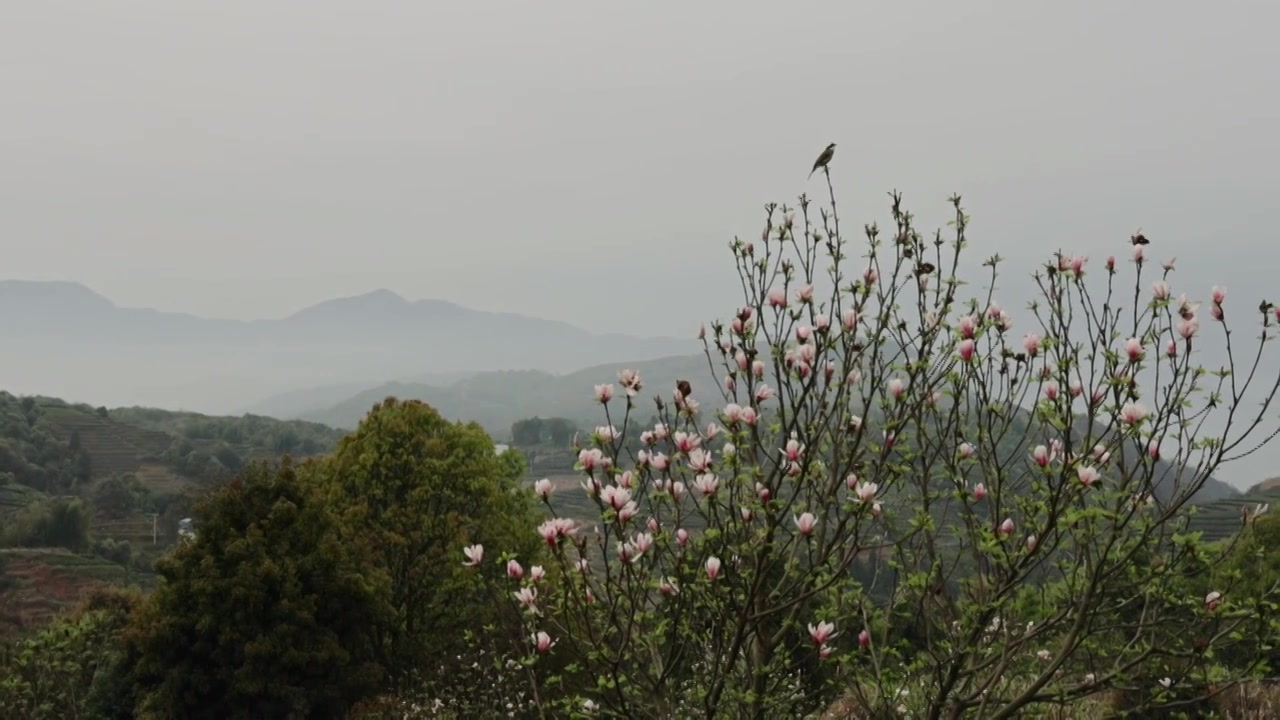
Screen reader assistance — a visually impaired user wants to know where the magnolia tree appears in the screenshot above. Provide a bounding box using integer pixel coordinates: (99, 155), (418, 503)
(465, 174), (1280, 718)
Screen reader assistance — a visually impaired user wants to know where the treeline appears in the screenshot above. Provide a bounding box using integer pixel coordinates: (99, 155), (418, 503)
(111, 406), (349, 457)
(0, 397), (545, 719)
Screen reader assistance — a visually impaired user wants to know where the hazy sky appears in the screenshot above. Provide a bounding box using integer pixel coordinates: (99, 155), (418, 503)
(4, 1), (1280, 483)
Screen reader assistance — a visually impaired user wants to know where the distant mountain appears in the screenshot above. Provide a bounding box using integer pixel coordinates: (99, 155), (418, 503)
(0, 280), (695, 414)
(299, 352), (1240, 505)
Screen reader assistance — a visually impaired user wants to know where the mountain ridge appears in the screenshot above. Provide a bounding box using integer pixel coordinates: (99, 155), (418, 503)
(0, 280), (696, 414)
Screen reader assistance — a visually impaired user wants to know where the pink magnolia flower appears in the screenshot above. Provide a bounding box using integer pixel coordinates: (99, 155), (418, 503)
(752, 359), (765, 378)
(534, 478), (553, 498)
(1069, 380), (1083, 398)
(705, 556), (722, 581)
(692, 473), (719, 497)
(753, 384), (775, 404)
(863, 266), (878, 285)
(507, 559), (524, 579)
(1120, 402), (1147, 425)
(795, 512), (818, 536)
(1106, 255), (1116, 272)
(1211, 304), (1223, 321)
(1132, 245), (1145, 262)
(632, 532), (654, 555)
(617, 369), (643, 396)
(674, 431), (701, 454)
(1026, 534), (1038, 552)
(600, 485), (633, 511)
(1032, 445), (1050, 467)
(767, 287), (787, 308)
(1152, 281), (1171, 301)
(514, 586), (538, 609)
(819, 644), (833, 659)
(999, 517), (1015, 536)
(1023, 333), (1042, 356)
(650, 453), (670, 471)
(782, 438), (804, 462)
(796, 284), (815, 303)
(1162, 256), (1177, 271)
(1124, 338), (1144, 363)
(741, 407), (759, 426)
(533, 631), (554, 653)
(808, 620), (837, 646)
(698, 323), (706, 339)
(959, 442), (976, 459)
(1206, 591), (1223, 611)
(530, 565), (545, 582)
(1077, 466), (1101, 488)
(735, 350), (749, 370)
(814, 313), (830, 332)
(757, 482), (771, 501)
(676, 528), (689, 547)
(1178, 317), (1199, 339)
(887, 378), (906, 399)
(796, 325), (812, 342)
(1212, 286), (1226, 304)
(842, 308), (859, 331)
(462, 544), (484, 567)
(973, 483), (987, 501)
(957, 314), (979, 339)
(722, 403), (744, 424)
(660, 578), (679, 596)
(1166, 339), (1177, 357)
(740, 507), (753, 522)
(859, 628), (871, 648)
(669, 482), (687, 502)
(1148, 440), (1161, 460)
(957, 338), (976, 362)
(578, 448), (605, 472)
(687, 448), (712, 472)
(855, 481), (879, 504)
(594, 383), (614, 403)
(1043, 381), (1059, 401)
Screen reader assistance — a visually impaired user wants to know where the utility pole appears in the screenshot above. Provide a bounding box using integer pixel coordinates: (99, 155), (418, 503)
(147, 513), (159, 546)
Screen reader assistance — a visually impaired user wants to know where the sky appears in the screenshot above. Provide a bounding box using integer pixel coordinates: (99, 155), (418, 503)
(3, 1), (1280, 484)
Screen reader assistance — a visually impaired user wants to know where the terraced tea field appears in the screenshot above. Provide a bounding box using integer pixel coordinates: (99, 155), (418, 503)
(0, 548), (131, 636)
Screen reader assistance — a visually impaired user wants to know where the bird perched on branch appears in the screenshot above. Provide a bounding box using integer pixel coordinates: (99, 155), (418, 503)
(808, 142), (836, 178)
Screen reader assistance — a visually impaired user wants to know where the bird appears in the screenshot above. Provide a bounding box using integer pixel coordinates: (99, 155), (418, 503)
(676, 379), (692, 400)
(1130, 229), (1150, 246)
(808, 142), (836, 178)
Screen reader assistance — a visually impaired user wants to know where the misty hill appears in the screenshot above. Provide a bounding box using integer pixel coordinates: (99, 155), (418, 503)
(294, 353), (1240, 505)
(0, 280), (695, 414)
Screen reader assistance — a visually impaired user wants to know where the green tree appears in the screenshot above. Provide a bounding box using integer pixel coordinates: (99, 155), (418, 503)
(511, 416), (546, 446)
(126, 458), (382, 719)
(0, 586), (144, 720)
(319, 397), (544, 679)
(545, 417), (577, 446)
